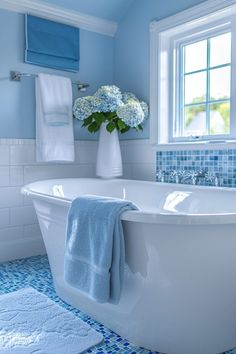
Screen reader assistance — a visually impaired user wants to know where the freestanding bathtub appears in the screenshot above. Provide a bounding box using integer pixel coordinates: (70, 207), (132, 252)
(22, 178), (236, 354)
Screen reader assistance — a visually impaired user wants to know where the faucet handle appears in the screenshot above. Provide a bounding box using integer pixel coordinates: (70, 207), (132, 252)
(196, 170), (206, 178)
(156, 169), (165, 182)
(169, 170), (177, 177)
(181, 170), (199, 185)
(169, 170), (180, 183)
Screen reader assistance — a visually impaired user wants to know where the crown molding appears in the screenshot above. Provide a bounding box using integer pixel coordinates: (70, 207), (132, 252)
(150, 0), (236, 32)
(0, 0), (118, 37)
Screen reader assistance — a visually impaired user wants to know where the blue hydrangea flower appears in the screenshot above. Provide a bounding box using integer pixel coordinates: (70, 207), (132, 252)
(122, 93), (148, 120)
(122, 92), (139, 103)
(117, 101), (145, 128)
(140, 101), (149, 120)
(73, 96), (94, 120)
(94, 85), (122, 112)
(91, 98), (103, 113)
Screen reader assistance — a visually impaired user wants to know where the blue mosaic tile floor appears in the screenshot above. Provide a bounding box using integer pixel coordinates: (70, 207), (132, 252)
(0, 255), (156, 354)
(0, 255), (236, 354)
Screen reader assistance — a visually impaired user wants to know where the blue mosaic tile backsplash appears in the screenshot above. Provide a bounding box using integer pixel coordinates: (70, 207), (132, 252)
(156, 149), (236, 188)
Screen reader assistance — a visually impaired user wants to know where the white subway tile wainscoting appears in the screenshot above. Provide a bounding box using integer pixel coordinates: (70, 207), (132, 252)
(0, 138), (156, 262)
(0, 139), (98, 262)
(8, 138), (233, 263)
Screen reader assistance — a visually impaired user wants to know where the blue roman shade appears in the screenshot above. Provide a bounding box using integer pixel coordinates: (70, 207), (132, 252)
(25, 15), (80, 72)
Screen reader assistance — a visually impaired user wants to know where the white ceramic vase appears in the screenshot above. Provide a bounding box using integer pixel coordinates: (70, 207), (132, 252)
(96, 123), (123, 178)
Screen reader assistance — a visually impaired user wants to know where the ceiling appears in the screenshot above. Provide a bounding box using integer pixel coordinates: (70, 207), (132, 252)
(41, 0), (135, 22)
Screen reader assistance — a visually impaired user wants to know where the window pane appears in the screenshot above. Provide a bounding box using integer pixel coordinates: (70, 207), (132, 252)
(184, 104), (207, 136)
(210, 32), (231, 67)
(210, 66), (231, 101)
(184, 40), (207, 73)
(209, 101), (230, 135)
(185, 71), (206, 104)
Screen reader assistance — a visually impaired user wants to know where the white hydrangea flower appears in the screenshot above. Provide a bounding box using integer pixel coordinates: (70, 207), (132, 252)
(94, 85), (123, 112)
(117, 101), (145, 128)
(122, 92), (138, 103)
(73, 96), (94, 120)
(140, 101), (149, 119)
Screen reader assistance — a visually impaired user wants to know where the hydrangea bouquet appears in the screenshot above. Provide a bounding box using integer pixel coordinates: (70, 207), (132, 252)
(73, 85), (148, 134)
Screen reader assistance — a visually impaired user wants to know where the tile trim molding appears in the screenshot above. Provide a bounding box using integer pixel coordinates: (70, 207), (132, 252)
(0, 0), (118, 37)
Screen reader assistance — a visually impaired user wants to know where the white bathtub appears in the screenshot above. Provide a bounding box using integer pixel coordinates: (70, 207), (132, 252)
(22, 178), (236, 354)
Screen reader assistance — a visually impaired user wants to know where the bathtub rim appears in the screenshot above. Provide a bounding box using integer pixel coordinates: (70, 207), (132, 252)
(21, 178), (236, 225)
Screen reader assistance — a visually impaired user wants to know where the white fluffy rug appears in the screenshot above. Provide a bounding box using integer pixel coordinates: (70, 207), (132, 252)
(0, 287), (103, 353)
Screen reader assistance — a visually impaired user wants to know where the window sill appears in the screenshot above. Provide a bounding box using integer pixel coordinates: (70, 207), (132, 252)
(152, 140), (236, 151)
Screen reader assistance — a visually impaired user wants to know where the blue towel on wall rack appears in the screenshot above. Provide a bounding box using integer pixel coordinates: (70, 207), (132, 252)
(25, 15), (80, 72)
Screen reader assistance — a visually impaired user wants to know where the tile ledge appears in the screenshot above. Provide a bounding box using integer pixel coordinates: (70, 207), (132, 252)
(154, 141), (236, 151)
(0, 139), (99, 146)
(0, 139), (35, 145)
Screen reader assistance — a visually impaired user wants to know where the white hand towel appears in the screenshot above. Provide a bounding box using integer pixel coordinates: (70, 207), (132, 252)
(38, 73), (71, 125)
(36, 73), (75, 163)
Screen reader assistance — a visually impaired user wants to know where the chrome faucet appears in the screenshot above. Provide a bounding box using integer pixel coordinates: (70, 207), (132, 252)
(178, 170), (206, 185)
(157, 168), (221, 186)
(169, 170), (180, 184)
(205, 172), (220, 187)
(180, 170), (198, 185)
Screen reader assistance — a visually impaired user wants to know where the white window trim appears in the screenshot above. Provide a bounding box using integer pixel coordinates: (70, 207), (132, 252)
(173, 23), (231, 142)
(150, 0), (236, 148)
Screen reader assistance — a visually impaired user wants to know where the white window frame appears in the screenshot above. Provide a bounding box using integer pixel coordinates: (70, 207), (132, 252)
(173, 22), (232, 142)
(150, 0), (236, 147)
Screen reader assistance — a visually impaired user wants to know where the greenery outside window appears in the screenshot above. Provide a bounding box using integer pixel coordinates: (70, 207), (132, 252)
(175, 32), (231, 140)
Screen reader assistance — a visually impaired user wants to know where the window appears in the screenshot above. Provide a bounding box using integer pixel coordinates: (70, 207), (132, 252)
(175, 31), (231, 140)
(150, 1), (236, 145)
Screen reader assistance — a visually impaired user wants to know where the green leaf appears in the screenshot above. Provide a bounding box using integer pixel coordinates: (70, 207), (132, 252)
(137, 124), (143, 131)
(106, 122), (116, 133)
(120, 125), (130, 134)
(88, 121), (98, 133)
(94, 113), (105, 125)
(117, 119), (127, 131)
(82, 115), (93, 127)
(105, 112), (117, 121)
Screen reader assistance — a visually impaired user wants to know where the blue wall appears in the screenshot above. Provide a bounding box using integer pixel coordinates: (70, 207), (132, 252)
(0, 1), (208, 140)
(115, 0), (207, 140)
(0, 9), (114, 139)
(43, 0), (135, 22)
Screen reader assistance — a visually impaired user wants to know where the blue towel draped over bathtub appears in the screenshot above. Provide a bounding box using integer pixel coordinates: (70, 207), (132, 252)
(64, 195), (138, 303)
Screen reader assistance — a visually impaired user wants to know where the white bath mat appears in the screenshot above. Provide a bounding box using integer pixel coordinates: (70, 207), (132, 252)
(0, 287), (103, 353)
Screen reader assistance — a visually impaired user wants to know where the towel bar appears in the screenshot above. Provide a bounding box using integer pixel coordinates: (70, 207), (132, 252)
(9, 70), (89, 92)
